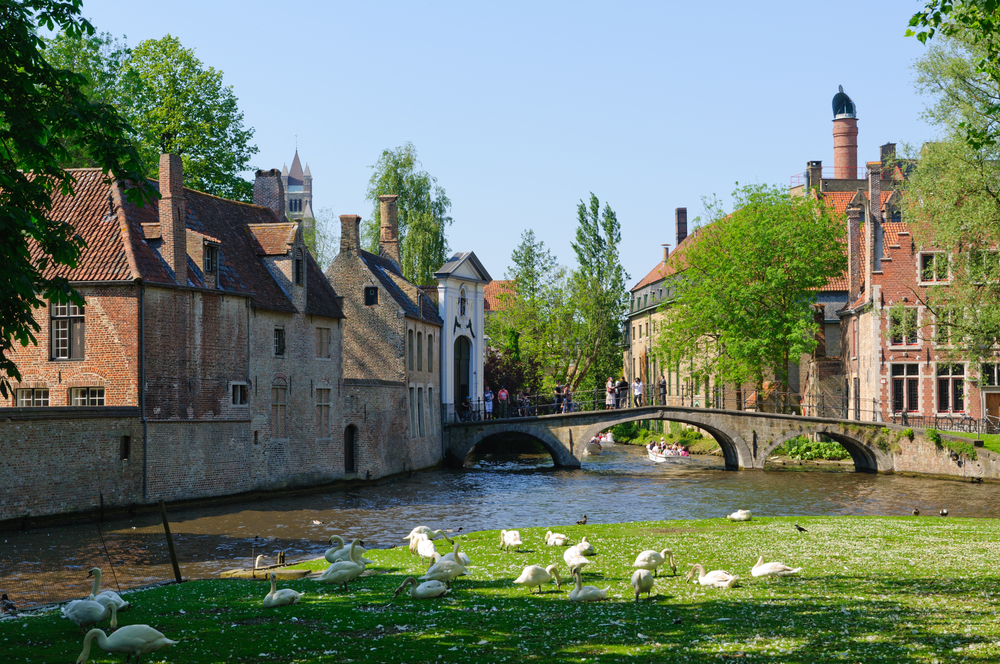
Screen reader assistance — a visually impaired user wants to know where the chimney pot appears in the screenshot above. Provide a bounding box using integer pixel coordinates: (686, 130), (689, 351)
(662, 244), (670, 263)
(253, 168), (286, 220)
(158, 153), (187, 281)
(378, 194), (401, 267)
(675, 208), (688, 247)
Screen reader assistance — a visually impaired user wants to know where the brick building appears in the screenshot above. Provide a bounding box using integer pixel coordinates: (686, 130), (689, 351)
(326, 195), (444, 479)
(1, 155), (345, 521)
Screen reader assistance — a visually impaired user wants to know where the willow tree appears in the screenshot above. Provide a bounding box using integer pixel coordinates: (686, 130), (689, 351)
(655, 184), (846, 395)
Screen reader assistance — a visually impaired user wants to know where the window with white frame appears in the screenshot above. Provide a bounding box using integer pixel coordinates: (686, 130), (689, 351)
(274, 327), (285, 356)
(889, 308), (919, 346)
(982, 363), (1000, 386)
(51, 301), (85, 360)
(937, 364), (965, 413)
(16, 388), (49, 407)
(935, 308), (962, 346)
(232, 383), (248, 406)
(203, 244), (218, 274)
(316, 388), (331, 438)
(968, 249), (1000, 283)
(891, 364), (919, 413)
(920, 253), (949, 283)
(71, 387), (104, 406)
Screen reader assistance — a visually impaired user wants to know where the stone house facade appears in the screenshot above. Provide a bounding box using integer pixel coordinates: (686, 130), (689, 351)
(326, 195), (444, 479)
(1, 155), (345, 521)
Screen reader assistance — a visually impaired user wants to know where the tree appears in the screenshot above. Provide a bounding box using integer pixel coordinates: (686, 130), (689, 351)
(363, 143), (452, 285)
(1, 0), (154, 395)
(304, 207), (340, 270)
(654, 184), (847, 395)
(567, 194), (629, 394)
(42, 32), (258, 201)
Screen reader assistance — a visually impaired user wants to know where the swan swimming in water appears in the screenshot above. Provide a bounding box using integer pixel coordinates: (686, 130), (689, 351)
(630, 569), (655, 601)
(513, 564), (562, 593)
(751, 555), (802, 579)
(568, 568), (608, 601)
(76, 625), (177, 663)
(85, 568), (129, 611)
(685, 563), (739, 588)
(263, 572), (302, 608)
(394, 576), (449, 599)
(633, 549), (675, 577)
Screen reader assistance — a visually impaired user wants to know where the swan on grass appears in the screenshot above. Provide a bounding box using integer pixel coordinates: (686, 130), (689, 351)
(568, 568), (608, 601)
(63, 600), (117, 632)
(685, 563), (739, 589)
(630, 569), (655, 601)
(76, 625), (177, 663)
(263, 572), (302, 608)
(420, 558), (467, 587)
(394, 576), (449, 600)
(414, 535), (440, 565)
(316, 539), (365, 588)
(325, 535), (374, 565)
(751, 555), (802, 579)
(513, 564), (562, 593)
(563, 545), (590, 573)
(404, 527), (453, 553)
(727, 510), (753, 522)
(499, 529), (522, 551)
(633, 548), (676, 577)
(439, 540), (471, 566)
(576, 536), (596, 556)
(545, 531), (569, 546)
(85, 568), (129, 611)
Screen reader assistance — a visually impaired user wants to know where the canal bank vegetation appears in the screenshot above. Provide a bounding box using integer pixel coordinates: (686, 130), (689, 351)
(7, 517), (1000, 663)
(609, 421), (722, 455)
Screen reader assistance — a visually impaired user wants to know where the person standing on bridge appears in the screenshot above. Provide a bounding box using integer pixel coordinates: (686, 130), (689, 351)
(497, 386), (509, 419)
(616, 377), (628, 409)
(554, 383), (564, 414)
(605, 378), (615, 410)
(484, 384), (494, 420)
(633, 377), (644, 407)
(658, 374), (667, 406)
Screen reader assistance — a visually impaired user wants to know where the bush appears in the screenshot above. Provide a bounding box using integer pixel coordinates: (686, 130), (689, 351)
(780, 435), (851, 461)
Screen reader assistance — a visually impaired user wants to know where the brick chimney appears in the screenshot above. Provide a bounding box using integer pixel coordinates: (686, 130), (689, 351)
(253, 168), (286, 220)
(806, 160), (823, 191)
(379, 194), (401, 266)
(846, 204), (862, 301)
(833, 118), (858, 179)
(662, 244), (670, 263)
(675, 207), (687, 247)
(340, 214), (361, 255)
(158, 154), (187, 281)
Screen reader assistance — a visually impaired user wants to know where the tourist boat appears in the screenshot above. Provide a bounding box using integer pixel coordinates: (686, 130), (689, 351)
(647, 448), (691, 463)
(584, 441), (603, 455)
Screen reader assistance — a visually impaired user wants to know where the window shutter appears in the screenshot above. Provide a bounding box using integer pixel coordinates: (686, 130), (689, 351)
(71, 318), (85, 359)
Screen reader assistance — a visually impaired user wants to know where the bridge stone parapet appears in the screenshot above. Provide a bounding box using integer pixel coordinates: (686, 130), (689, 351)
(443, 406), (999, 481)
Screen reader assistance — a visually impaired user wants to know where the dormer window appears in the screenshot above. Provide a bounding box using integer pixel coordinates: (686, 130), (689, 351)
(294, 249), (304, 285)
(204, 245), (218, 274)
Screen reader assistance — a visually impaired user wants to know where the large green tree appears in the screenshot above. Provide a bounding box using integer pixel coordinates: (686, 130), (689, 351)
(42, 32), (258, 201)
(363, 143), (452, 285)
(654, 184), (846, 394)
(1, 0), (154, 395)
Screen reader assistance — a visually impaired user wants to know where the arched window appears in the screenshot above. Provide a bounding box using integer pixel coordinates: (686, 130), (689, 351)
(459, 287), (467, 317)
(407, 329), (414, 370)
(417, 332), (423, 371)
(427, 334), (434, 373)
(294, 248), (304, 285)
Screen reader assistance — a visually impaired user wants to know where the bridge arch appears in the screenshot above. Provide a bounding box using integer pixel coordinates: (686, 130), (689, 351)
(756, 426), (891, 473)
(577, 410), (753, 470)
(448, 424), (579, 468)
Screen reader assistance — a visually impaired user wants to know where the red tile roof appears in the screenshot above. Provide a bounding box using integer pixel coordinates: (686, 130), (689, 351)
(630, 231), (698, 292)
(484, 280), (515, 311)
(247, 223), (297, 256)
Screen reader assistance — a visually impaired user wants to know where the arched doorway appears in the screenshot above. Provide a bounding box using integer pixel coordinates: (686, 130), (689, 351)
(454, 336), (471, 404)
(344, 425), (357, 474)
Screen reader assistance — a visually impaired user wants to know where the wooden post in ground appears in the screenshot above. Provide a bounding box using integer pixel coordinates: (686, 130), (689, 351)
(160, 500), (183, 583)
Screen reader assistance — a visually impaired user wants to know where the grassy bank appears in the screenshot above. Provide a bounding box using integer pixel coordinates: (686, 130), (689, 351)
(5, 517), (1000, 663)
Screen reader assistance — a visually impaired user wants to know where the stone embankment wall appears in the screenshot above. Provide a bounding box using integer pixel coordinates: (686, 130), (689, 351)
(893, 428), (999, 482)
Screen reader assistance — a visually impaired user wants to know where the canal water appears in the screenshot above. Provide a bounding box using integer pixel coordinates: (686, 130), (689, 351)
(4, 444), (1000, 603)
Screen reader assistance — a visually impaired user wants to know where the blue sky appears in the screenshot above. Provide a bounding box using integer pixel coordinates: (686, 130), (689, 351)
(78, 1), (933, 285)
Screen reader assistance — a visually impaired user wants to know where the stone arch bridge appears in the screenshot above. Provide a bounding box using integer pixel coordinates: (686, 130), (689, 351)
(443, 405), (901, 472)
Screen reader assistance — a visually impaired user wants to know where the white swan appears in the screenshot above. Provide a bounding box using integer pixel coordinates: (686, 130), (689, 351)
(514, 564), (562, 593)
(263, 572), (302, 607)
(420, 558), (467, 586)
(316, 539), (365, 588)
(563, 545), (590, 573)
(633, 548), (676, 577)
(415, 535), (440, 565)
(545, 531), (569, 546)
(63, 600), (117, 631)
(404, 527), (453, 552)
(76, 625), (177, 663)
(576, 536), (596, 555)
(499, 529), (522, 551)
(751, 555), (802, 579)
(727, 509), (753, 522)
(630, 569), (655, 601)
(394, 576), (449, 599)
(685, 563), (739, 588)
(439, 540), (471, 566)
(85, 568), (129, 611)
(325, 535), (374, 565)
(568, 568), (608, 601)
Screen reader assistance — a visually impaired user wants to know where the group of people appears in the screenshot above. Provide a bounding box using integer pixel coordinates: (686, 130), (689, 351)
(464, 385), (536, 421)
(647, 438), (690, 457)
(605, 375), (672, 409)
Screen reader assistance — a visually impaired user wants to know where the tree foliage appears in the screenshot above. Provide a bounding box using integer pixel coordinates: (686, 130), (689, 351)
(654, 184), (847, 393)
(363, 143), (452, 285)
(1, 0), (154, 394)
(304, 207), (340, 271)
(42, 32), (258, 201)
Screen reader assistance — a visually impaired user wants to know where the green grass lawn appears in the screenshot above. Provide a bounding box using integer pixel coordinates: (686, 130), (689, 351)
(5, 517), (1000, 663)
(948, 430), (1000, 455)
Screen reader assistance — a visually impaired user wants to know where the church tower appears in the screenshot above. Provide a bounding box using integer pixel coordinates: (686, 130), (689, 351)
(281, 149), (313, 221)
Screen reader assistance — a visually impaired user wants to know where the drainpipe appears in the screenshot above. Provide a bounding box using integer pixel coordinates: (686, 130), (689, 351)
(140, 280), (148, 501)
